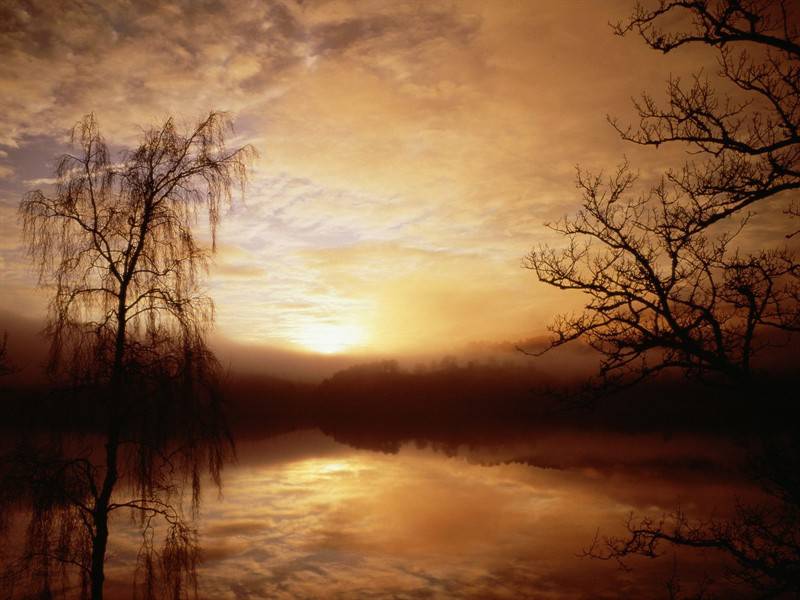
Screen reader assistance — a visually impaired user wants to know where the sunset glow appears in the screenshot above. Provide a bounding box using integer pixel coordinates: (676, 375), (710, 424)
(1, 3), (798, 599)
(292, 322), (367, 354)
(0, 0), (728, 356)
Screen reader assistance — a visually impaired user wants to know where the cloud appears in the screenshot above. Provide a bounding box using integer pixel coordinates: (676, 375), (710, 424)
(22, 176), (56, 186)
(0, 0), (306, 145)
(0, 0), (762, 356)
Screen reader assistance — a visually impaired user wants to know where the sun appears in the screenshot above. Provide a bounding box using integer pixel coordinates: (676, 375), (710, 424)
(293, 322), (366, 354)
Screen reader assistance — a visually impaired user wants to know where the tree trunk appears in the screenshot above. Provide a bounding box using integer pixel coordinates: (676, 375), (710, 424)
(89, 196), (141, 599)
(90, 508), (108, 600)
(91, 301), (124, 600)
(90, 429), (119, 600)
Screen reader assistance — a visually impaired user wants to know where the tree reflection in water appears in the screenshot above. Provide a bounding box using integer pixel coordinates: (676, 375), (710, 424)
(105, 428), (754, 600)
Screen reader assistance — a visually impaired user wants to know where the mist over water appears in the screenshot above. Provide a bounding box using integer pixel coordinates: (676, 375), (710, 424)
(2, 344), (791, 599)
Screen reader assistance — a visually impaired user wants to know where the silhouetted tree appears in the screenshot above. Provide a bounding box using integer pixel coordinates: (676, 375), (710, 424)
(524, 160), (799, 389)
(1, 112), (254, 599)
(611, 0), (800, 235)
(523, 1), (800, 596)
(524, 0), (800, 391)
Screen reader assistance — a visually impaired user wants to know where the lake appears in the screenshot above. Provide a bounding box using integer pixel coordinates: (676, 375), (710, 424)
(101, 427), (755, 599)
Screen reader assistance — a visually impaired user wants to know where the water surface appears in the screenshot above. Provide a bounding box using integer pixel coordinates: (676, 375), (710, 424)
(102, 428), (754, 599)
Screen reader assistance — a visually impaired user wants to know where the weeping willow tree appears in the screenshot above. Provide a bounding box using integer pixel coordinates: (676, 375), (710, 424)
(1, 112), (255, 600)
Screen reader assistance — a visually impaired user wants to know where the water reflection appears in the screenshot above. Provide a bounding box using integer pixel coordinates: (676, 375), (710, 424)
(109, 429), (752, 600)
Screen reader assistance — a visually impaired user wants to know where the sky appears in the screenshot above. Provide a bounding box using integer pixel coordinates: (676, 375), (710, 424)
(0, 0), (737, 358)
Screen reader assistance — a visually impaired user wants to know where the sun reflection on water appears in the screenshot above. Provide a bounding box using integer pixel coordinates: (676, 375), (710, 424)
(104, 430), (746, 599)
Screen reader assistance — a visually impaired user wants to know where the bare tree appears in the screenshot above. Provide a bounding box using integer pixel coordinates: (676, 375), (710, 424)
(524, 161), (800, 390)
(522, 1), (800, 596)
(524, 0), (800, 390)
(611, 0), (800, 236)
(1, 112), (254, 599)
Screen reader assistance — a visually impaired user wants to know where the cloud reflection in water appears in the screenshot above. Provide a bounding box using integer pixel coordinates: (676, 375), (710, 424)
(159, 429), (743, 599)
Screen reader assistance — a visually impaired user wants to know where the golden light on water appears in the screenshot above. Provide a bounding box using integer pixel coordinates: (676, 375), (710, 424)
(292, 322), (367, 355)
(157, 431), (742, 599)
